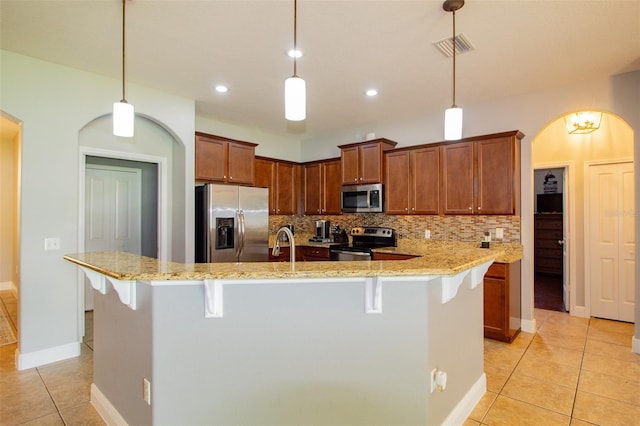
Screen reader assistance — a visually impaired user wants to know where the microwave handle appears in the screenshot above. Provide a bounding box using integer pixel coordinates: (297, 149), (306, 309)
(367, 191), (371, 209)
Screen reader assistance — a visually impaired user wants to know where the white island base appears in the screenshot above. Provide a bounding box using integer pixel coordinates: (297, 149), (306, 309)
(82, 263), (491, 426)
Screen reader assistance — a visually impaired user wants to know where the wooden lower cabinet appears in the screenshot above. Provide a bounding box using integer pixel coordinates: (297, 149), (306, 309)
(269, 246), (330, 262)
(371, 252), (417, 261)
(300, 247), (330, 261)
(483, 261), (521, 342)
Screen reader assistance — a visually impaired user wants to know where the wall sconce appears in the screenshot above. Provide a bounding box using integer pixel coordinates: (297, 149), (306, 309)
(564, 111), (602, 134)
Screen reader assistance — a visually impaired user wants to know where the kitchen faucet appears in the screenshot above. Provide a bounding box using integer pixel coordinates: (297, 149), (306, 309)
(272, 226), (296, 266)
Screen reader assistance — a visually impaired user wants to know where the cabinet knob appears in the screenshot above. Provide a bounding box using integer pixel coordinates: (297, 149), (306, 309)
(468, 207), (473, 210)
(478, 207), (481, 211)
(405, 208), (408, 212)
(354, 178), (357, 182)
(229, 176), (233, 180)
(411, 207), (415, 211)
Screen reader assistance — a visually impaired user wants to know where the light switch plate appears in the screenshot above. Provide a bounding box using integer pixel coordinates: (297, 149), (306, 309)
(496, 228), (504, 239)
(44, 238), (61, 251)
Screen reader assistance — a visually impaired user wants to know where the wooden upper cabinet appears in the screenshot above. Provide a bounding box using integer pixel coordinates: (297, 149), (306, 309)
(384, 151), (411, 214)
(255, 157), (299, 215)
(275, 162), (297, 215)
(323, 159), (342, 214)
(340, 146), (360, 185)
(339, 139), (397, 185)
(255, 157), (276, 213)
(195, 135), (226, 182)
(412, 147), (440, 214)
(476, 136), (519, 215)
(195, 132), (256, 185)
(441, 142), (475, 214)
(385, 147), (440, 215)
(441, 131), (522, 215)
(304, 158), (342, 215)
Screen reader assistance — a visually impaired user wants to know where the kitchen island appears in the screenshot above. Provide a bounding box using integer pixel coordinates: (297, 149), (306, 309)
(65, 247), (502, 426)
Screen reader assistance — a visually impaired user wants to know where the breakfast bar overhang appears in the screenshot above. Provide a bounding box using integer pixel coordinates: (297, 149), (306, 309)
(65, 250), (500, 425)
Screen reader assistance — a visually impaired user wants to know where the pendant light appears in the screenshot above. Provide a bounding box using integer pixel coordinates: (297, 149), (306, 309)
(443, 0), (464, 141)
(113, 0), (134, 137)
(285, 0), (306, 121)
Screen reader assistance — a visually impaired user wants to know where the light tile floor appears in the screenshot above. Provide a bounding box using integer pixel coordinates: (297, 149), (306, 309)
(466, 308), (640, 426)
(1, 291), (638, 425)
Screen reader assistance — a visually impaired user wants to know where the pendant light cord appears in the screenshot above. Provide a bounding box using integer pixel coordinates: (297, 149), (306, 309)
(451, 9), (456, 108)
(293, 0), (298, 77)
(121, 0), (127, 103)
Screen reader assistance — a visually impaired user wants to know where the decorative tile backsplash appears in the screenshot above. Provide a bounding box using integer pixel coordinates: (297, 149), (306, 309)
(270, 214), (520, 243)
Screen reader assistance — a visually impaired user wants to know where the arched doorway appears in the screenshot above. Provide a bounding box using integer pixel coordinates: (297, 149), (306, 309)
(531, 111), (635, 319)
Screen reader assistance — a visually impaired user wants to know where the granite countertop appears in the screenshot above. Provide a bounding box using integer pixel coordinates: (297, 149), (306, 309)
(64, 243), (503, 282)
(271, 233), (523, 264)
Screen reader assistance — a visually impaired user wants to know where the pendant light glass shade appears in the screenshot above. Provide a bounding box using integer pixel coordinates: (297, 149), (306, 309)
(113, 101), (134, 137)
(285, 76), (306, 121)
(113, 0), (134, 137)
(444, 107), (463, 141)
(442, 0), (464, 140)
(285, 0), (306, 121)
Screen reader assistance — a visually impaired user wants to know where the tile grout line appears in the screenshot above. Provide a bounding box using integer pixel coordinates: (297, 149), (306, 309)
(479, 333), (536, 424)
(35, 366), (68, 425)
(567, 316), (591, 422)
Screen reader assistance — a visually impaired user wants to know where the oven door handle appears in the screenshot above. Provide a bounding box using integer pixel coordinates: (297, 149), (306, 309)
(338, 251), (371, 257)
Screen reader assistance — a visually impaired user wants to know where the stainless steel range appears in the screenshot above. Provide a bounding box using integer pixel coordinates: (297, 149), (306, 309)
(329, 226), (397, 261)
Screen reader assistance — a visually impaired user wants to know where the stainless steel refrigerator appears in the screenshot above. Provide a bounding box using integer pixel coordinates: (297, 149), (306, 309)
(195, 184), (269, 262)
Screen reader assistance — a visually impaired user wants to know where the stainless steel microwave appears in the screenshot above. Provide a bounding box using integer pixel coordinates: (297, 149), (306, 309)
(341, 183), (384, 213)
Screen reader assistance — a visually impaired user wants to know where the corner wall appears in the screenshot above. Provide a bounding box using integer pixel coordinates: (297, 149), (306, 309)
(0, 49), (195, 367)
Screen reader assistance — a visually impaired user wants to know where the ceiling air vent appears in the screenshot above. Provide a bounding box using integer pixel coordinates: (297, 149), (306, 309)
(433, 33), (475, 57)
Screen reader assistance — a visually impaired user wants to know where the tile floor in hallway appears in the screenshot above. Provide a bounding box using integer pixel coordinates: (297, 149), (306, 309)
(1, 290), (638, 425)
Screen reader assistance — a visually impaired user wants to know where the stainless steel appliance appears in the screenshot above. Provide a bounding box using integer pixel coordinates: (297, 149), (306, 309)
(329, 226), (396, 261)
(195, 184), (269, 262)
(310, 220), (331, 242)
(341, 183), (384, 213)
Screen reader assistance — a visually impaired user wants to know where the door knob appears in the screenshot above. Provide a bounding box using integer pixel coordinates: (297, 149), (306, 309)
(558, 240), (564, 245)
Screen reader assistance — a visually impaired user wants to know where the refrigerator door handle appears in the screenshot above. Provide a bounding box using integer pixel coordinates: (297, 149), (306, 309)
(238, 210), (246, 259)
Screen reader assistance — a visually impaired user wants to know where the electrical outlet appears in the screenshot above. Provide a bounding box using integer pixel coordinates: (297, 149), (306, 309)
(143, 378), (151, 405)
(44, 238), (61, 251)
(424, 229), (431, 239)
(496, 228), (504, 239)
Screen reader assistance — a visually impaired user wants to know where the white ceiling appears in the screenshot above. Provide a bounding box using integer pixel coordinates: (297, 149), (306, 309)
(1, 1), (639, 141)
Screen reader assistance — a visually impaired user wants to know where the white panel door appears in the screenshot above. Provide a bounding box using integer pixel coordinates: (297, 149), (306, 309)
(85, 164), (142, 308)
(589, 162), (635, 322)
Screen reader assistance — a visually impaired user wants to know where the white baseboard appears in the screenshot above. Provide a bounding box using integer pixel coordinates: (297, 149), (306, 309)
(521, 318), (537, 333)
(16, 341), (81, 370)
(571, 305), (588, 318)
(0, 281), (14, 291)
(441, 373), (487, 426)
(91, 383), (129, 426)
(633, 336), (640, 355)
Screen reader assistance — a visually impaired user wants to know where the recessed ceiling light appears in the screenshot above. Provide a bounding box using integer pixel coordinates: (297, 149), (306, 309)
(365, 89), (378, 97)
(288, 49), (303, 58)
(214, 85), (229, 93)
